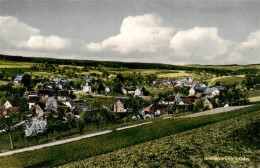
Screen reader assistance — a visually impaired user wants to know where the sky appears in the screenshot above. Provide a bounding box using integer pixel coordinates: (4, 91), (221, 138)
(0, 0), (259, 65)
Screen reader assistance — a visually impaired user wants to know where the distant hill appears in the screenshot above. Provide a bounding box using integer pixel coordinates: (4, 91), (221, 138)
(0, 54), (259, 75)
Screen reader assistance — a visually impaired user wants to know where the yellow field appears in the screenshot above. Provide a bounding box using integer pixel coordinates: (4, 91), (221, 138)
(249, 96), (260, 102)
(206, 75), (245, 86)
(186, 64), (260, 70)
(0, 80), (8, 85)
(0, 60), (33, 68)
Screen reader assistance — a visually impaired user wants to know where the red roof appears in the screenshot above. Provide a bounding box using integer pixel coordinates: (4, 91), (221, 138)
(0, 107), (20, 117)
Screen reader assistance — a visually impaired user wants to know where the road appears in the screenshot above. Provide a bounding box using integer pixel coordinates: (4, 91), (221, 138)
(176, 105), (253, 118)
(0, 104), (253, 157)
(0, 121), (152, 157)
(0, 121), (25, 133)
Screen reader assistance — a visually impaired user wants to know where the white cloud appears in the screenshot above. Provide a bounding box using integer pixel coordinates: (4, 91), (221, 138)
(23, 35), (70, 50)
(169, 27), (233, 60)
(0, 16), (39, 48)
(230, 30), (260, 64)
(0, 16), (70, 50)
(85, 14), (174, 53)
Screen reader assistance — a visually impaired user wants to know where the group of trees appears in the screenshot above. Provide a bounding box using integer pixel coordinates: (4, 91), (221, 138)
(113, 73), (156, 87)
(0, 83), (27, 149)
(242, 74), (260, 90)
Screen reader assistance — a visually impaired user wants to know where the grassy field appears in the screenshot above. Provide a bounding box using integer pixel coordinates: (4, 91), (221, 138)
(103, 67), (192, 79)
(0, 105), (259, 168)
(0, 60), (33, 69)
(249, 96), (260, 103)
(249, 90), (260, 97)
(187, 64), (260, 70)
(145, 86), (174, 95)
(207, 75), (245, 86)
(62, 109), (260, 168)
(248, 90), (260, 102)
(0, 80), (8, 85)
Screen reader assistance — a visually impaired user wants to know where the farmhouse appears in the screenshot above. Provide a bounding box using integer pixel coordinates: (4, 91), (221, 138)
(14, 74), (31, 84)
(122, 86), (143, 96)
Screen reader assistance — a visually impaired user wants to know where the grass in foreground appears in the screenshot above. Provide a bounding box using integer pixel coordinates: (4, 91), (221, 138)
(62, 109), (260, 168)
(0, 105), (259, 168)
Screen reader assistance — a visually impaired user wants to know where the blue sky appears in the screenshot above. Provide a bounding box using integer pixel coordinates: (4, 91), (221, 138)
(0, 0), (259, 64)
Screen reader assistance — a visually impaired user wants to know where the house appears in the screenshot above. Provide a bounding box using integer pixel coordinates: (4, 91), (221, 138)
(0, 107), (20, 117)
(71, 99), (88, 114)
(144, 103), (172, 116)
(204, 88), (220, 97)
(187, 76), (194, 83)
(43, 82), (54, 90)
(38, 89), (54, 97)
(202, 97), (213, 109)
(14, 74), (31, 84)
(105, 86), (111, 92)
(122, 86), (135, 95)
(194, 87), (207, 94)
(134, 87), (143, 96)
(3, 100), (17, 109)
(52, 78), (68, 90)
(122, 86), (143, 96)
(189, 88), (195, 96)
(216, 86), (227, 92)
(28, 96), (41, 109)
(175, 80), (184, 87)
(27, 104), (44, 119)
(181, 96), (199, 105)
(159, 95), (175, 105)
(28, 91), (38, 97)
(112, 100), (127, 112)
(185, 82), (196, 87)
(82, 81), (92, 93)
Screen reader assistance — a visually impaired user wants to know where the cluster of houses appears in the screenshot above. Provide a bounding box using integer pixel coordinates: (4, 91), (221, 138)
(19, 77), (88, 120)
(1, 74), (228, 121)
(131, 77), (228, 120)
(81, 75), (144, 97)
(153, 77), (206, 88)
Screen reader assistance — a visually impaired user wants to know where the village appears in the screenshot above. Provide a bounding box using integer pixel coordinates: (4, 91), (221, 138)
(0, 70), (250, 141)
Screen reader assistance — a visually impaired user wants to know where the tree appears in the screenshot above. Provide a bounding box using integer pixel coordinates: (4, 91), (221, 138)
(34, 82), (43, 91)
(97, 83), (105, 94)
(25, 117), (47, 137)
(193, 100), (204, 112)
(0, 112), (22, 149)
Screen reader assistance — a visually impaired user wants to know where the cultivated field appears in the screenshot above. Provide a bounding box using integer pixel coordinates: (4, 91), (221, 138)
(0, 105), (258, 167)
(61, 109), (260, 168)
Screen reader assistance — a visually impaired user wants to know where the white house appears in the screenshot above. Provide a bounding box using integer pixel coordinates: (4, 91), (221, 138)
(105, 87), (110, 92)
(204, 88), (220, 97)
(3, 101), (14, 109)
(122, 87), (143, 96)
(187, 76), (194, 83)
(134, 88), (143, 96)
(189, 88), (195, 96)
